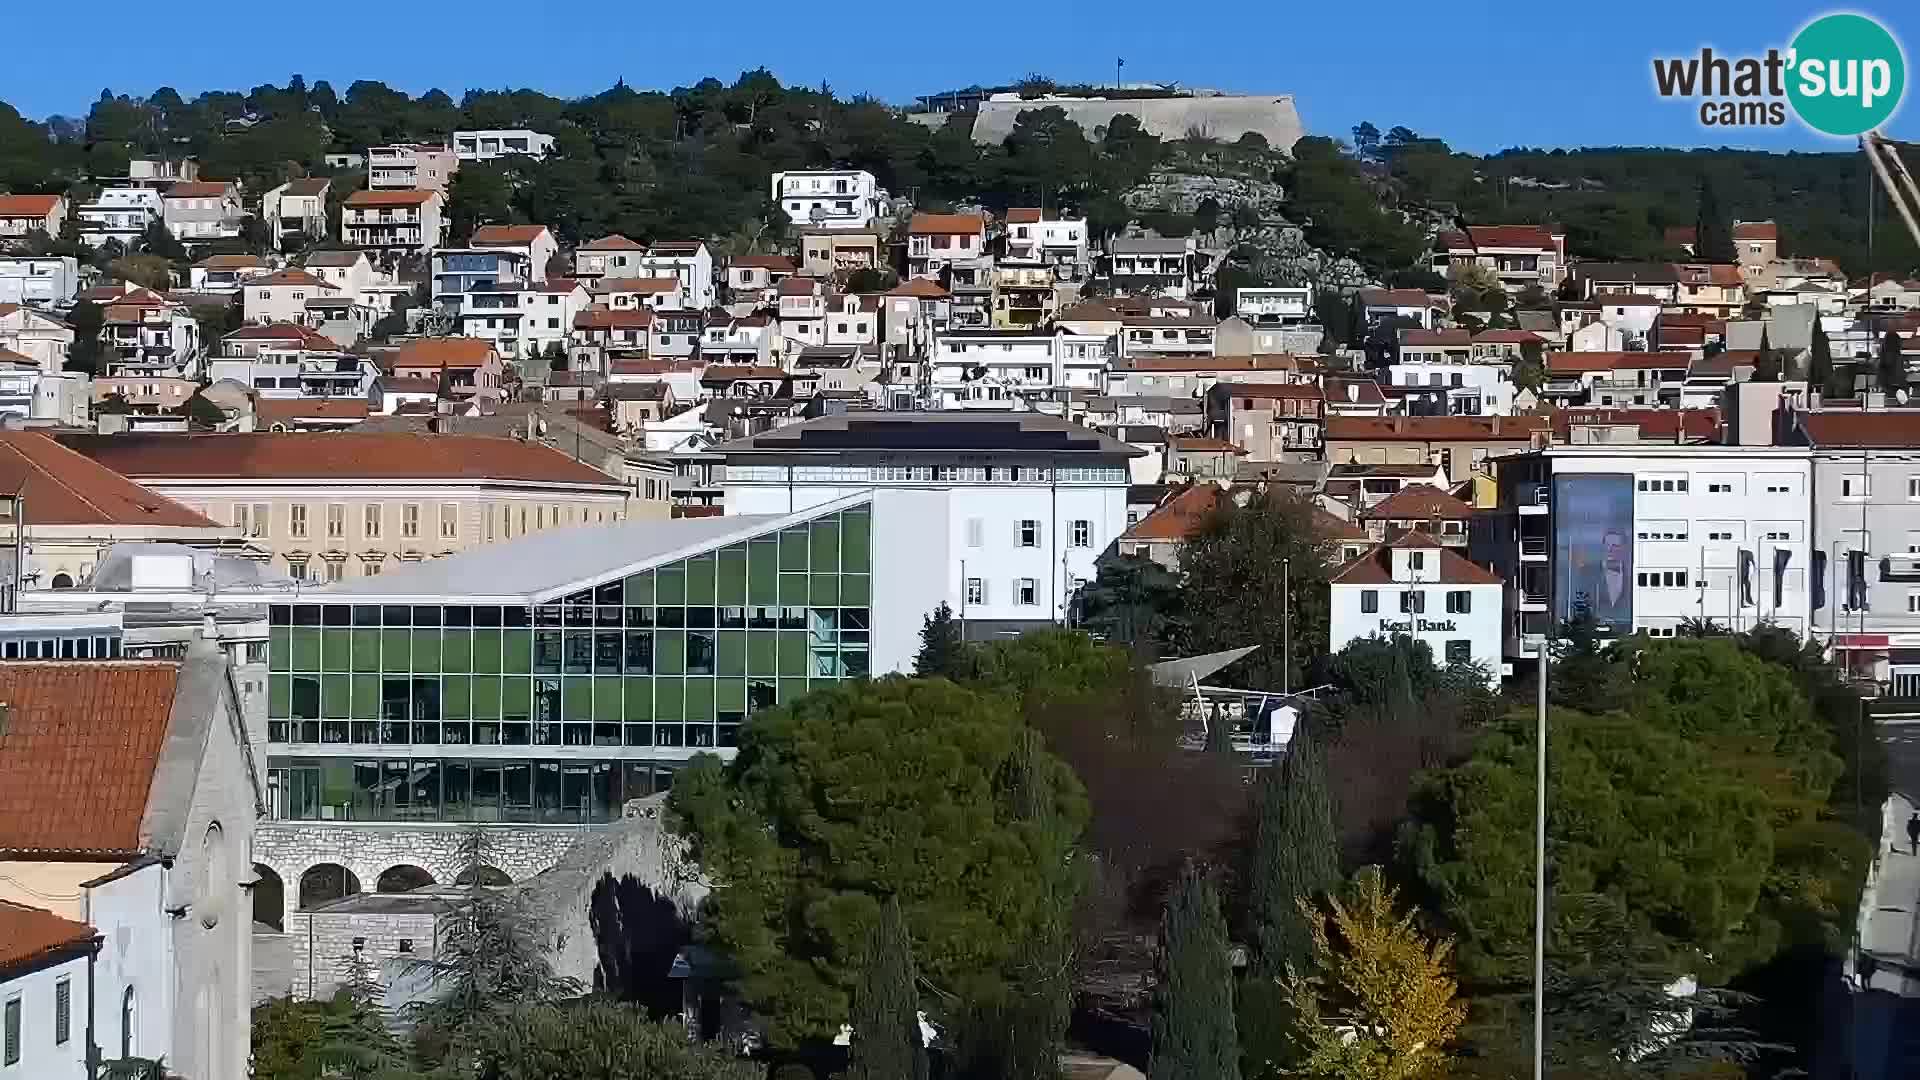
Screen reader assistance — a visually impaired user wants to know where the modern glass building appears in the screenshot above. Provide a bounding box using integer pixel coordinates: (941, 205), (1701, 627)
(264, 494), (873, 826)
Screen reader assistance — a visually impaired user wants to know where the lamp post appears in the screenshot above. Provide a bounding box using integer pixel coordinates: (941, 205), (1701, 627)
(1282, 557), (1290, 695)
(1534, 633), (1548, 1080)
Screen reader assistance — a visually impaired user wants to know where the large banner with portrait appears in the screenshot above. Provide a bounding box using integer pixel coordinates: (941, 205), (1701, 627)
(1553, 474), (1633, 636)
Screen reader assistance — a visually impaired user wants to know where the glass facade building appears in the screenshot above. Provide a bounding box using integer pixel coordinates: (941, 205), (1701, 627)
(265, 503), (871, 824)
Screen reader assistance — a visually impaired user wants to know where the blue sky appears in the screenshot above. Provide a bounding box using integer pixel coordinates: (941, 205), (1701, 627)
(3, 1), (1916, 153)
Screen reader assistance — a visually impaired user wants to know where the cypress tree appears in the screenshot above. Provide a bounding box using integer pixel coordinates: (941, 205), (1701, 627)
(848, 895), (928, 1080)
(1247, 732), (1340, 975)
(1753, 327), (1781, 382)
(1695, 176), (1735, 264)
(1152, 866), (1241, 1080)
(1880, 330), (1909, 394)
(1809, 319), (1836, 395)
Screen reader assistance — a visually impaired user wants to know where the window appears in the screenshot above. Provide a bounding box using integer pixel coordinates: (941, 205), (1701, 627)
(402, 503), (421, 538)
(55, 977), (69, 1045)
(1071, 519), (1091, 547)
(4, 995), (17, 1065)
(1018, 520), (1039, 547)
(965, 518), (983, 548)
(327, 504), (345, 539)
(1409, 550), (1426, 571)
(440, 504), (458, 539)
(1909, 591), (1920, 614)
(1017, 578), (1038, 605)
(325, 561), (343, 583)
(120, 986), (135, 1059)
(363, 505), (382, 538)
(290, 504), (308, 539)
(1843, 474), (1870, 498)
(233, 503), (250, 534)
(1445, 590), (1472, 613)
(1399, 591), (1426, 614)
(1910, 476), (1920, 500)
(1706, 481), (1733, 493)
(1445, 639), (1472, 665)
(966, 578), (985, 605)
(1361, 590), (1378, 613)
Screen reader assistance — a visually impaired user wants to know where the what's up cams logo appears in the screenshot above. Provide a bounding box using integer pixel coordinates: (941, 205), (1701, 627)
(1653, 12), (1906, 136)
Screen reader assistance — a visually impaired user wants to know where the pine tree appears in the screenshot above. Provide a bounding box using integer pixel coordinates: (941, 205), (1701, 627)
(1695, 176), (1735, 264)
(1248, 733), (1340, 975)
(913, 602), (970, 679)
(1752, 327), (1781, 382)
(1880, 330), (1908, 394)
(1809, 319), (1837, 396)
(848, 895), (928, 1080)
(1152, 866), (1241, 1080)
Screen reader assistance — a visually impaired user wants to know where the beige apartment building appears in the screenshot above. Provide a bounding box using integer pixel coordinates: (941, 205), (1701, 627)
(1320, 414), (1551, 485)
(59, 431), (630, 582)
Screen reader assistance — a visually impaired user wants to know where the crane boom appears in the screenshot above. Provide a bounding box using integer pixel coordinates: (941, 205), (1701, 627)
(1864, 131), (1920, 254)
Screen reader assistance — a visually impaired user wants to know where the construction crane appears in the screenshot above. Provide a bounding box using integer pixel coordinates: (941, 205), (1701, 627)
(1863, 132), (1920, 254)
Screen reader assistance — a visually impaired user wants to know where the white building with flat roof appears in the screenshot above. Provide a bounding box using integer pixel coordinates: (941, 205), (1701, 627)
(770, 170), (886, 231)
(453, 129), (556, 162)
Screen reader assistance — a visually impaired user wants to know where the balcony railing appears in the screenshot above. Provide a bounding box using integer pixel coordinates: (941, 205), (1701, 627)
(1520, 536), (1549, 556)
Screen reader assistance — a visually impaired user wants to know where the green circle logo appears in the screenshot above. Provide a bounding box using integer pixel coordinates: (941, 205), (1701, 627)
(1787, 13), (1906, 136)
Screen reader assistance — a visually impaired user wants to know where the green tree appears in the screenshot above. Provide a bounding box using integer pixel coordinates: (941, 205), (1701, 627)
(176, 392), (228, 430)
(913, 601), (971, 679)
(1513, 338), (1547, 394)
(249, 992), (408, 1080)
(1283, 137), (1423, 275)
(139, 219), (187, 262)
(1248, 733), (1339, 975)
(1077, 552), (1188, 654)
(1753, 326), (1781, 382)
(1695, 175), (1735, 263)
(670, 677), (1087, 1047)
(1879, 329), (1907, 394)
(1808, 318), (1836, 396)
(1151, 865), (1241, 1080)
(1179, 492), (1337, 690)
(64, 299), (104, 374)
(467, 1001), (759, 1080)
(848, 895), (929, 1080)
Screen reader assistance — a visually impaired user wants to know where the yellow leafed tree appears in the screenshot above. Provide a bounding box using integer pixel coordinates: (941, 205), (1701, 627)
(1281, 866), (1466, 1080)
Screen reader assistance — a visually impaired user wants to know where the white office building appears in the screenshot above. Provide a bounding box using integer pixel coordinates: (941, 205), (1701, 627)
(1329, 532), (1505, 683)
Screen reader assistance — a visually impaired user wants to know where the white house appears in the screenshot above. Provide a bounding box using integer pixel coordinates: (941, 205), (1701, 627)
(635, 240), (715, 310)
(908, 213), (989, 282)
(0, 901), (95, 1079)
(1386, 360), (1518, 417)
(453, 129), (555, 162)
(189, 254), (268, 294)
(75, 188), (164, 248)
(471, 224), (560, 282)
(243, 269), (341, 325)
(366, 143), (458, 192)
(1004, 208), (1089, 280)
(769, 170), (886, 230)
(929, 330), (1060, 410)
(1358, 288), (1441, 331)
(261, 178), (330, 251)
(0, 194), (67, 238)
(0, 302), (75, 372)
(299, 250), (378, 304)
(159, 181), (244, 242)
(1329, 532), (1504, 682)
(573, 234), (646, 281)
(0, 256), (80, 309)
(341, 189), (446, 253)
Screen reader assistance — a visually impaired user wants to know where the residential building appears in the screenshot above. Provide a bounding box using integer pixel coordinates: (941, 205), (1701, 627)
(0, 648), (259, 1080)
(93, 376), (198, 414)
(1325, 462), (1452, 509)
(1233, 285), (1313, 325)
(1116, 483), (1224, 567)
(190, 254), (268, 294)
(1470, 328), (1546, 363)
(797, 230), (886, 280)
(299, 250), (378, 303)
(1164, 436), (1245, 482)
(0, 303), (75, 371)
(1573, 262), (1682, 304)
(455, 279), (587, 364)
(635, 240), (716, 310)
(367, 143), (458, 192)
(1542, 351), (1691, 408)
(1669, 263), (1747, 318)
(573, 235), (646, 282)
(243, 269), (341, 325)
(1431, 224), (1566, 294)
(1397, 328), (1473, 365)
(261, 178), (331, 251)
(471, 224), (561, 283)
(571, 308), (655, 370)
(1358, 287), (1444, 330)
(453, 129), (556, 162)
(725, 254), (797, 304)
(1207, 381), (1325, 459)
(907, 213), (989, 282)
(1735, 220), (1781, 290)
(0, 257), (80, 309)
(100, 293), (200, 379)
(0, 360), (86, 426)
(1323, 415), (1550, 485)
(432, 246), (536, 315)
(0, 901), (96, 1078)
(1104, 354), (1304, 398)
(0, 193), (66, 238)
(341, 190), (447, 253)
(927, 330), (1106, 410)
(253, 398), (373, 431)
(1002, 208), (1089, 280)
(1383, 360), (1518, 417)
(105, 157), (199, 188)
(160, 181), (244, 242)
(209, 323), (378, 401)
(1329, 532), (1504, 683)
(1119, 310), (1214, 358)
(989, 261), (1056, 329)
(74, 187), (164, 248)
(1107, 236), (1193, 298)
(592, 276), (683, 312)
(715, 412), (1137, 633)
(1356, 483), (1476, 544)
(770, 169), (886, 230)
(389, 338), (505, 403)
(1213, 316), (1322, 358)
(60, 432), (631, 582)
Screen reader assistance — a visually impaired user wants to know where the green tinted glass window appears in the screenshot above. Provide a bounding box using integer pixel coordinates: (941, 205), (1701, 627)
(686, 554), (716, 605)
(718, 547), (749, 605)
(269, 627), (291, 672)
(381, 630), (411, 673)
(842, 574), (870, 606)
(593, 679), (623, 722)
(269, 674), (291, 716)
(623, 677), (653, 721)
(842, 508), (871, 573)
(411, 629), (441, 672)
(716, 677), (746, 713)
(290, 628), (321, 671)
(810, 575), (841, 606)
(351, 675), (380, 719)
(502, 630), (533, 674)
(779, 677), (810, 705)
(442, 632), (472, 673)
(321, 674), (350, 718)
(778, 631), (809, 677)
(623, 569), (654, 606)
(657, 631), (686, 676)
(779, 573), (809, 606)
(351, 630), (381, 673)
(442, 676), (472, 720)
(779, 528), (809, 570)
(471, 630), (503, 674)
(717, 631), (747, 677)
(656, 563), (687, 606)
(655, 678), (684, 721)
(685, 679), (714, 724)
(747, 632), (777, 677)
(321, 629), (351, 672)
(748, 538), (778, 604)
(494, 677), (522, 720)
(564, 678), (594, 722)
(810, 519), (840, 571)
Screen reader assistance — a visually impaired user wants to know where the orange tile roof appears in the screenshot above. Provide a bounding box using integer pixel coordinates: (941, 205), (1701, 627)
(163, 181), (233, 199)
(0, 432), (217, 528)
(344, 189), (437, 208)
(909, 212), (986, 234)
(1732, 221), (1778, 241)
(0, 194), (62, 217)
(1223, 381), (1325, 401)
(886, 277), (950, 298)
(575, 308), (654, 330)
(62, 432), (623, 486)
(1330, 532), (1502, 586)
(778, 276), (824, 297)
(1359, 288), (1436, 308)
(703, 365), (787, 381)
(393, 337), (497, 370)
(580, 234), (645, 251)
(1551, 407), (1720, 442)
(1324, 415), (1549, 441)
(1359, 483), (1475, 521)
(593, 277), (681, 294)
(1313, 506), (1372, 542)
(1471, 329), (1545, 344)
(731, 254), (797, 271)
(224, 322), (341, 350)
(255, 398), (372, 424)
(1547, 351), (1687, 374)
(1121, 483), (1222, 542)
(1462, 224), (1557, 252)
(1400, 329), (1472, 346)
(246, 269), (335, 289)
(471, 224), (551, 246)
(0, 661), (183, 856)
(1005, 207), (1043, 224)
(0, 900), (97, 976)
(1796, 411), (1920, 448)
(193, 254), (264, 270)
(1168, 436), (1245, 454)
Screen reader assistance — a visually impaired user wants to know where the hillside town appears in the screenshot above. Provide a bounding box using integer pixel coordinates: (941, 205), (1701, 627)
(2, 68), (1920, 1080)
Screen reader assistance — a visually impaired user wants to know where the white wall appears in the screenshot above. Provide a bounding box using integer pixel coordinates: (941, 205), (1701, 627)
(1329, 581), (1503, 683)
(1, 952), (90, 1080)
(89, 862), (173, 1068)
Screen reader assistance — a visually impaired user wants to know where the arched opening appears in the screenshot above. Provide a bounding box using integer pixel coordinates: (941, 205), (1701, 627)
(375, 864), (436, 893)
(454, 865), (511, 887)
(251, 864), (285, 931)
(49, 572), (73, 589)
(120, 985), (137, 1059)
(298, 863), (361, 910)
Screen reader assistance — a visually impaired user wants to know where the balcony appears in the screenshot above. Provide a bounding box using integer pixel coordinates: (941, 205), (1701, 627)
(1516, 483), (1551, 514)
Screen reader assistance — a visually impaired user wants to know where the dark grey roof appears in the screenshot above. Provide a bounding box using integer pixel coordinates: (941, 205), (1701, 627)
(712, 411), (1145, 457)
(1116, 424), (1169, 444)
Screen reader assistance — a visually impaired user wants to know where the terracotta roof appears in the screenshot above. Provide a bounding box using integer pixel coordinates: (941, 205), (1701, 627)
(1550, 407), (1720, 442)
(1359, 483), (1475, 521)
(1331, 532), (1502, 586)
(1324, 415), (1549, 441)
(537, 278), (585, 294)
(223, 322), (340, 350)
(1168, 436), (1246, 454)
(0, 348), (33, 367)
(1733, 221), (1779, 241)
(379, 376), (440, 394)
(193, 254), (264, 270)
(1324, 377), (1387, 405)
(778, 276), (824, 297)
(886, 277), (951, 298)
(1005, 208), (1043, 224)
(62, 432), (625, 486)
(731, 254), (796, 271)
(284, 178), (330, 197)
(1121, 483), (1222, 542)
(393, 337), (497, 370)
(0, 432), (217, 528)
(246, 269), (335, 290)
(1547, 351), (1687, 374)
(1122, 354), (1306, 372)
(702, 365), (787, 382)
(580, 234), (645, 251)
(0, 194), (62, 217)
(1796, 411), (1920, 448)
(471, 224), (551, 246)
(1462, 224), (1557, 252)
(909, 212), (986, 234)
(593, 277), (680, 294)
(162, 181), (233, 199)
(575, 308), (653, 330)
(1471, 329), (1545, 344)
(1358, 288), (1436, 308)
(1313, 506), (1371, 542)
(344, 189), (436, 208)
(1400, 329), (1472, 347)
(0, 900), (97, 975)
(255, 398), (372, 425)
(1222, 381), (1325, 401)
(0, 661), (183, 856)
(1664, 225), (1698, 247)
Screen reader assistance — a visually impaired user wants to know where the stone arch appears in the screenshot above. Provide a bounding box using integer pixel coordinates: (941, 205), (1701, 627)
(455, 865), (512, 886)
(298, 862), (361, 910)
(375, 864), (436, 893)
(251, 863), (285, 931)
(49, 572), (74, 589)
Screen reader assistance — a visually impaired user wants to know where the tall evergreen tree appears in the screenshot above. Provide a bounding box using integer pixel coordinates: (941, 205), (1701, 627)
(848, 895), (928, 1080)
(1152, 866), (1241, 1080)
(1695, 176), (1735, 263)
(1808, 319), (1838, 396)
(913, 602), (969, 679)
(1752, 327), (1781, 382)
(1248, 733), (1340, 975)
(1880, 329), (1909, 394)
